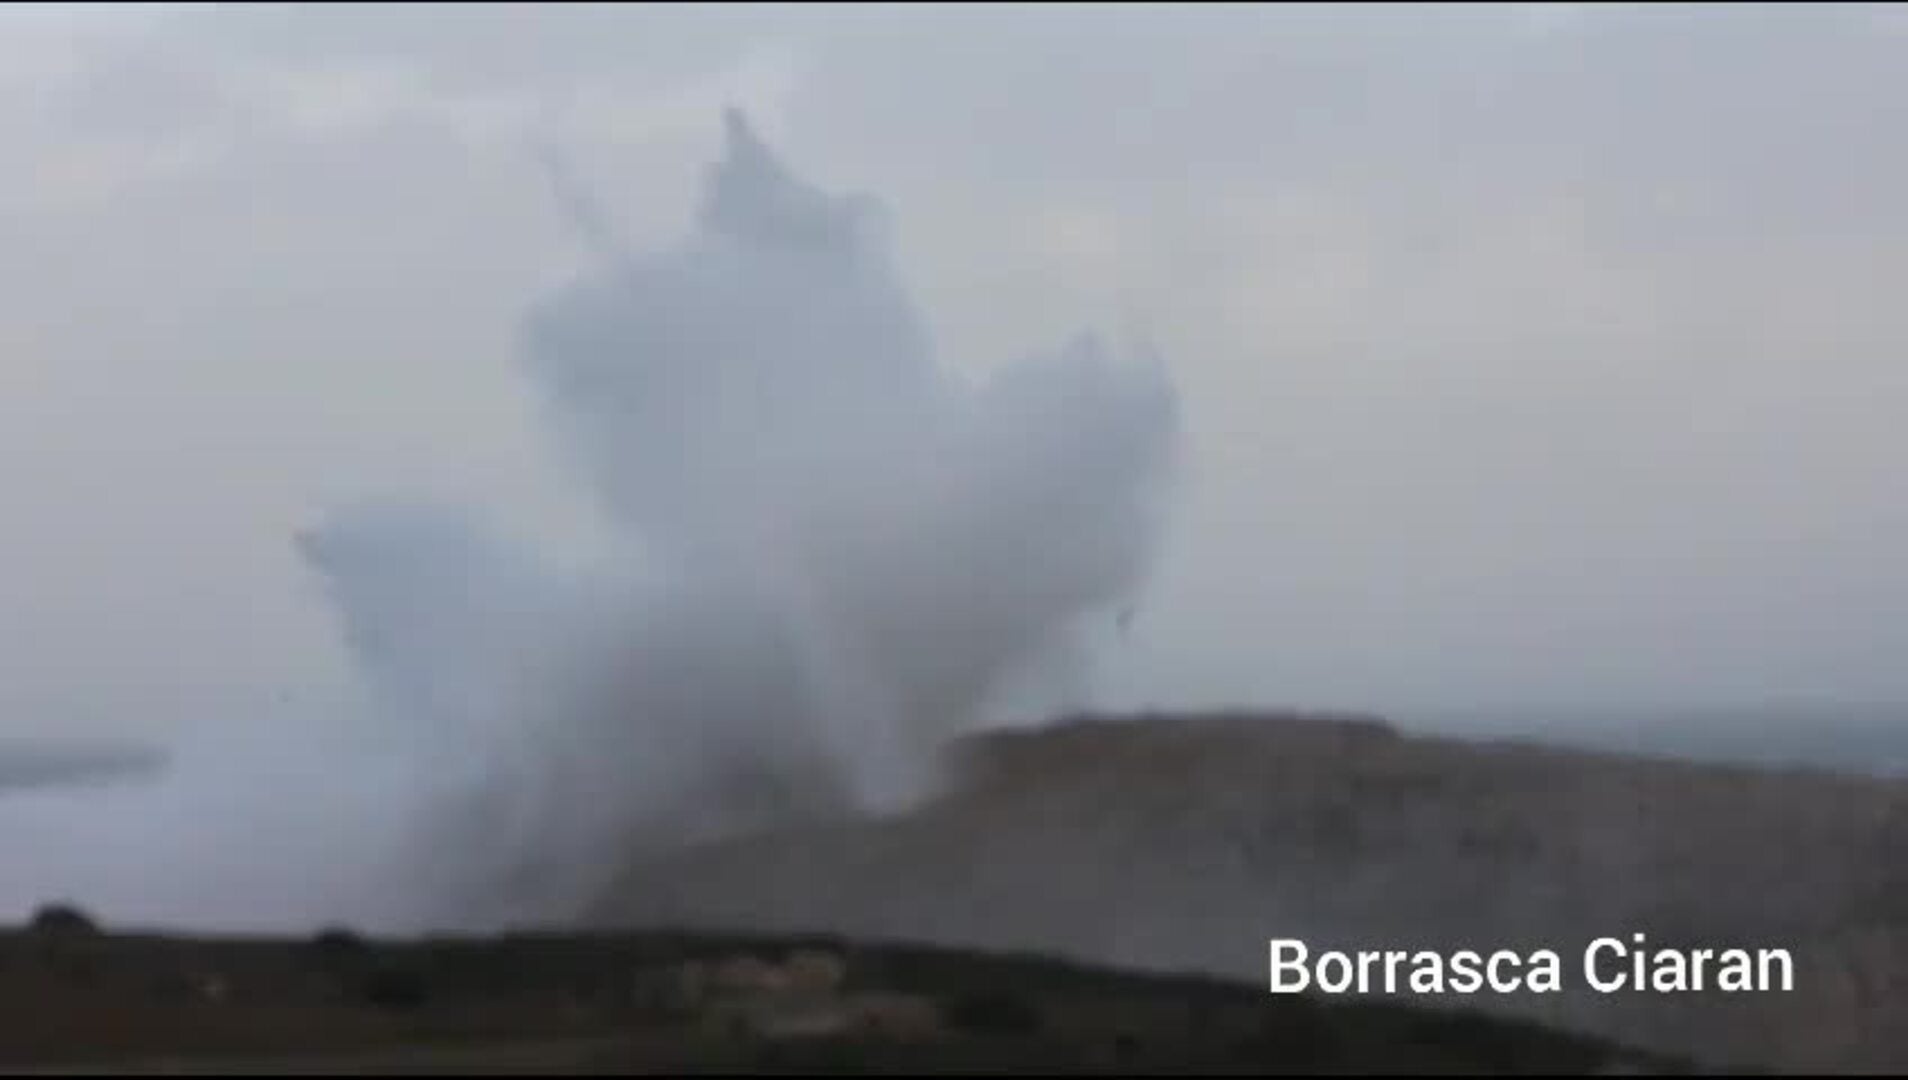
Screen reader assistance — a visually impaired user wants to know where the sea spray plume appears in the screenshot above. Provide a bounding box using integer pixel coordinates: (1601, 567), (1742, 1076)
(519, 109), (943, 576)
(516, 109), (1180, 795)
(0, 110), (1175, 938)
(293, 108), (1182, 926)
(292, 502), (843, 928)
(529, 135), (629, 267)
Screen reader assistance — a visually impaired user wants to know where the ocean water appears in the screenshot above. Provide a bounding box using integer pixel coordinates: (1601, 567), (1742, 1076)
(1401, 701), (1908, 777)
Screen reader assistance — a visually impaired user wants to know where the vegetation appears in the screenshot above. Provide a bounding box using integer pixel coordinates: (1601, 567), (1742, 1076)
(0, 916), (1707, 1073)
(28, 901), (99, 937)
(941, 990), (1043, 1036)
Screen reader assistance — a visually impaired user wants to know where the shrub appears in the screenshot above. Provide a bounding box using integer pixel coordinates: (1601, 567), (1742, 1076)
(29, 902), (98, 936)
(309, 926), (369, 961)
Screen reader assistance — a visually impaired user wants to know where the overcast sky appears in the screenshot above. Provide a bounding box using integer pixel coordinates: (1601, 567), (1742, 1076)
(5, 3), (1907, 737)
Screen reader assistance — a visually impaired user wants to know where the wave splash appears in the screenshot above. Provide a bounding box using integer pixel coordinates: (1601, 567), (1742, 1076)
(5, 110), (1181, 936)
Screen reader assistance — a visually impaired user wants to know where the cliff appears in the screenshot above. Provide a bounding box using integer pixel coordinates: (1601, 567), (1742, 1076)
(587, 710), (1908, 1072)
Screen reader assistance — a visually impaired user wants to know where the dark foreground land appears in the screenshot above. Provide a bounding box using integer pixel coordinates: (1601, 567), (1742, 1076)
(0, 909), (1696, 1075)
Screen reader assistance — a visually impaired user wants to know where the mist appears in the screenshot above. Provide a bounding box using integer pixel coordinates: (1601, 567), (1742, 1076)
(0, 109), (1178, 934)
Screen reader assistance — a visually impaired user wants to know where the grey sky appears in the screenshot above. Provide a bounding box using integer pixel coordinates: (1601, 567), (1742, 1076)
(5, 3), (1907, 737)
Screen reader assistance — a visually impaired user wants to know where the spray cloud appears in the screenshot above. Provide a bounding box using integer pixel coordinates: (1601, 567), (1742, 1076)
(3, 111), (1180, 935)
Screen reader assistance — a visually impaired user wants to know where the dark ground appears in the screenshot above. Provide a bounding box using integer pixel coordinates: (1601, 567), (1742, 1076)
(0, 906), (1702, 1075)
